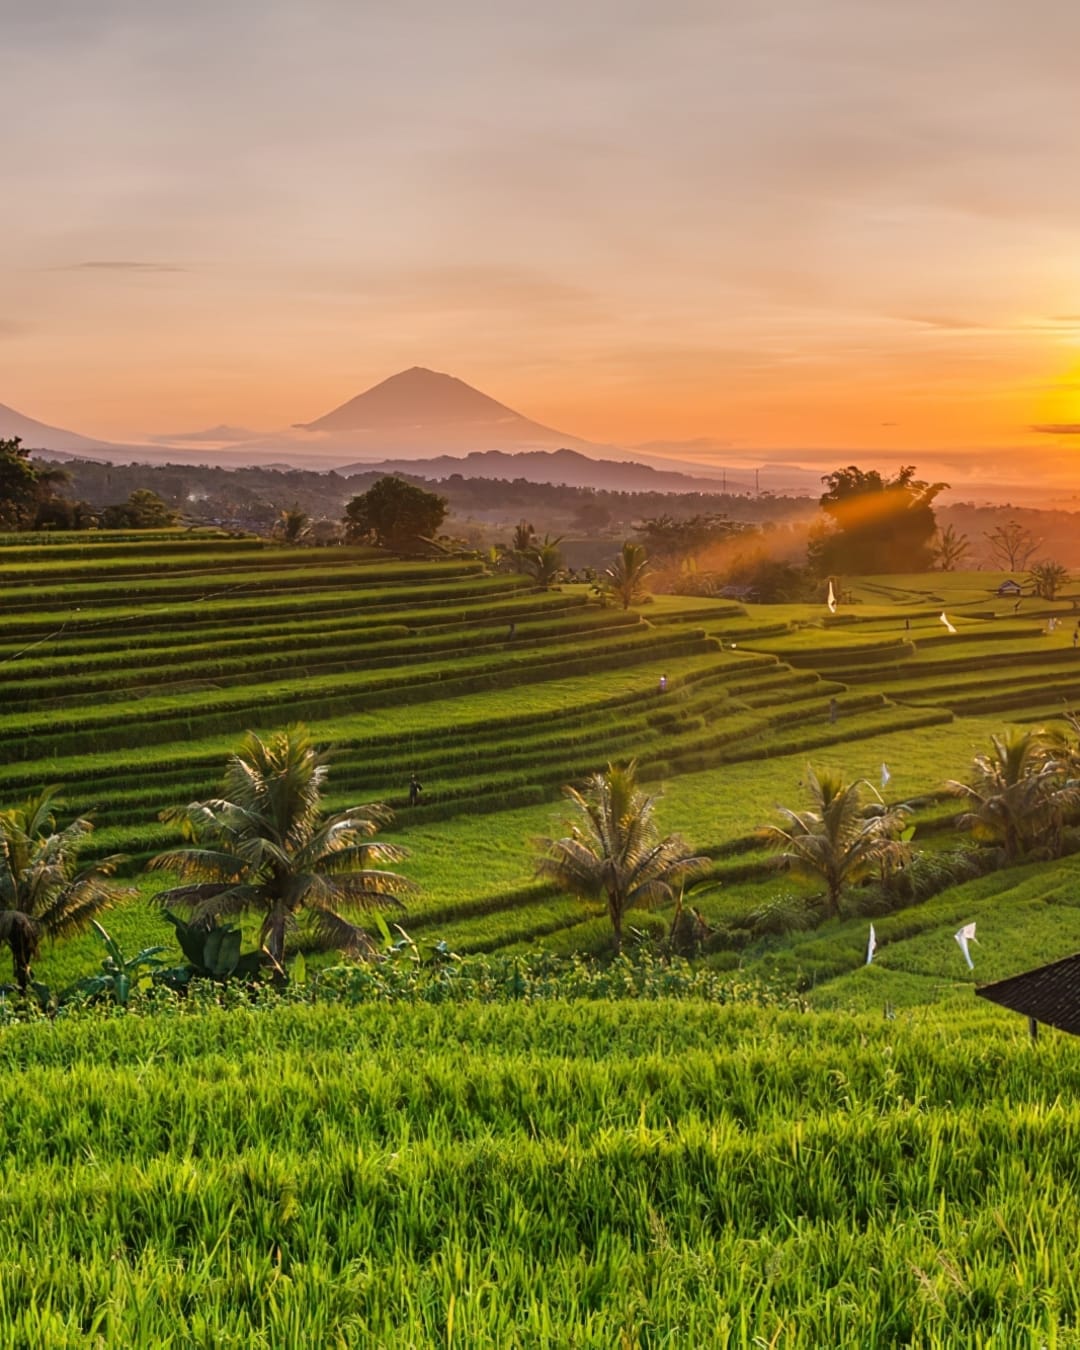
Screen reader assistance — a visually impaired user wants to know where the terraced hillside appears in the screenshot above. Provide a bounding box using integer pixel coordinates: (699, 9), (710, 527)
(4, 535), (1077, 977)
(0, 532), (942, 848)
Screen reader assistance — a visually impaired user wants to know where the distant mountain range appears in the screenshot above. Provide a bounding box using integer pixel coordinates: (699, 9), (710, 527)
(345, 447), (761, 494)
(3, 368), (1070, 505)
(2, 368), (778, 491)
(0, 402), (117, 455)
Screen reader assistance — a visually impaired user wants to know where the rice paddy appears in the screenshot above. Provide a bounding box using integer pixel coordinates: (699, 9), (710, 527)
(4, 531), (1080, 1346)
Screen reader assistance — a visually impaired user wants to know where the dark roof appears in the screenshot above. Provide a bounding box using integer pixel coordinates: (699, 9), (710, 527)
(995, 579), (1022, 594)
(976, 952), (1080, 1034)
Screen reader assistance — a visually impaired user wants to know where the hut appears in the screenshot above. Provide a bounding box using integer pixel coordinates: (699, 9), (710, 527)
(976, 953), (1080, 1039)
(995, 579), (1023, 597)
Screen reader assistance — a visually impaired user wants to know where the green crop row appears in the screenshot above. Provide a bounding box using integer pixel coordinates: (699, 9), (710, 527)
(0, 995), (1076, 1346)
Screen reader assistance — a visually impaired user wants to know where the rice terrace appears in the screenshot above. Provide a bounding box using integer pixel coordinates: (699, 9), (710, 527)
(1, 518), (1080, 1347)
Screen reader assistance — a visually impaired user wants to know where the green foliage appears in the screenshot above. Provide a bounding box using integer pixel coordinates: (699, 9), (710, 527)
(518, 533), (564, 587)
(64, 920), (169, 1007)
(811, 464), (946, 575)
(159, 911), (263, 984)
(1027, 558), (1069, 600)
(343, 476), (448, 550)
(0, 788), (127, 990)
(635, 512), (755, 563)
(274, 504), (311, 544)
(598, 539), (652, 609)
(534, 761), (708, 952)
(149, 724), (416, 964)
(101, 489), (178, 529)
(946, 726), (1080, 863)
(0, 989), (1076, 1344)
(0, 437), (75, 530)
(758, 766), (912, 918)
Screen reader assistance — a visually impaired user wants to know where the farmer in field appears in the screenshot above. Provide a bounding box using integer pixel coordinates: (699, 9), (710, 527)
(409, 774), (423, 806)
(659, 674), (667, 693)
(829, 697), (839, 724)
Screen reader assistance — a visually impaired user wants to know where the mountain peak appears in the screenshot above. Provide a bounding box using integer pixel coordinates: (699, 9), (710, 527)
(297, 366), (530, 434)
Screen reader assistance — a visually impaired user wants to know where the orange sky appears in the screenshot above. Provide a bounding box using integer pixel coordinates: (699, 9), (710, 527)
(4, 2), (1080, 464)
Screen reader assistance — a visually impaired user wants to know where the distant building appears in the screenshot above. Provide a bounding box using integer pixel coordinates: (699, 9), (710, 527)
(995, 579), (1023, 596)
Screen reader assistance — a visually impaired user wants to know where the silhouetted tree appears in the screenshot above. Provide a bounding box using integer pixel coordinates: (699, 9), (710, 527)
(0, 437), (50, 529)
(343, 477), (447, 551)
(102, 489), (177, 529)
(635, 513), (754, 564)
(809, 465), (946, 575)
(933, 524), (972, 571)
(985, 520), (1039, 572)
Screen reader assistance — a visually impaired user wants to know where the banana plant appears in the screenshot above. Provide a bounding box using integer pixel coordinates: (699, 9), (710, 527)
(67, 922), (169, 1007)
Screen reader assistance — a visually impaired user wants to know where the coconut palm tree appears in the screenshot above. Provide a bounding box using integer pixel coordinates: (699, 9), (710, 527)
(149, 725), (416, 967)
(534, 761), (708, 954)
(759, 768), (911, 919)
(521, 534), (564, 589)
(0, 789), (126, 992)
(946, 728), (1080, 863)
(601, 541), (652, 610)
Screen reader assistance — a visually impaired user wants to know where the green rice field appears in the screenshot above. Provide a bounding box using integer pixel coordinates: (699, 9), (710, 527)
(4, 530), (1080, 1345)
(1, 531), (1074, 976)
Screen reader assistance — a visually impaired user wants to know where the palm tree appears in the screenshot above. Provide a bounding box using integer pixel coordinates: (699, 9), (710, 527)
(0, 789), (126, 992)
(511, 520), (536, 555)
(521, 534), (564, 589)
(946, 728), (1080, 863)
(601, 541), (652, 610)
(275, 505), (311, 544)
(534, 761), (708, 954)
(759, 768), (911, 919)
(149, 725), (417, 967)
(1026, 559), (1070, 602)
(933, 524), (972, 572)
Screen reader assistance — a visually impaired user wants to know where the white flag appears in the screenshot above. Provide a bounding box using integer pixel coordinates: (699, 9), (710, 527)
(866, 924), (877, 966)
(827, 582), (837, 614)
(880, 763), (891, 788)
(954, 922), (977, 970)
(939, 612), (957, 635)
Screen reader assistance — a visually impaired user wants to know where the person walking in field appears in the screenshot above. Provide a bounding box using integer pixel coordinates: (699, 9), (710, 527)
(659, 674), (667, 693)
(1073, 624), (1079, 650)
(829, 697), (839, 724)
(408, 774), (423, 806)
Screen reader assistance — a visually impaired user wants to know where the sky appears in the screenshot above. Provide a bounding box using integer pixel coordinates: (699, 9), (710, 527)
(3, 0), (1080, 469)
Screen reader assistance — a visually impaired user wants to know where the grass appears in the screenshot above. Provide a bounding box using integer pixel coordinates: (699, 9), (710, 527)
(0, 991), (1079, 1345)
(6, 537), (1080, 1343)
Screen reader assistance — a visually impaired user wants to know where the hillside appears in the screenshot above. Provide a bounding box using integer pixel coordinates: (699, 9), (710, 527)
(2, 535), (1080, 1344)
(0, 534), (1074, 994)
(0, 401), (117, 454)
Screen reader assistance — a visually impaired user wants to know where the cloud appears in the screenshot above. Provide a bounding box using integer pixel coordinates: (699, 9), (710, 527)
(900, 315), (986, 331)
(62, 260), (186, 273)
(1031, 424), (1080, 435)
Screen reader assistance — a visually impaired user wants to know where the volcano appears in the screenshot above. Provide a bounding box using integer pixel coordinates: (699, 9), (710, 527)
(295, 366), (592, 455)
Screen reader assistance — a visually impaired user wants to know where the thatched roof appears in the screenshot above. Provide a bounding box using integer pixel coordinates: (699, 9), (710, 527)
(976, 953), (1080, 1035)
